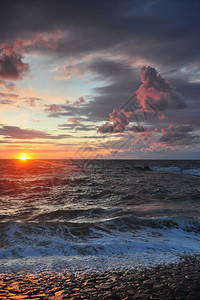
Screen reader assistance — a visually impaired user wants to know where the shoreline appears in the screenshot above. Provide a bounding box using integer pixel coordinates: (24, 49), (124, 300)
(0, 255), (200, 299)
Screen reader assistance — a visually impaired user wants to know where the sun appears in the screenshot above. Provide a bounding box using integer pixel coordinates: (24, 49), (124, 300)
(18, 153), (30, 161)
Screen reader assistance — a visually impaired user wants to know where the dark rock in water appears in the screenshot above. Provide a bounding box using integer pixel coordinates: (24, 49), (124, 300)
(135, 165), (152, 171)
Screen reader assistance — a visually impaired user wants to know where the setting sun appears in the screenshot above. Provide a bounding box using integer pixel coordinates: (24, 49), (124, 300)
(18, 153), (30, 161)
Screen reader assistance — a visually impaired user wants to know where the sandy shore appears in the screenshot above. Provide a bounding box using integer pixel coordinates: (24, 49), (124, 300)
(0, 255), (200, 299)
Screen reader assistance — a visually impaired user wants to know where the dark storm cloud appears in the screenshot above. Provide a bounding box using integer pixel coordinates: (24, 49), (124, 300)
(160, 125), (198, 145)
(1, 1), (199, 89)
(48, 58), (139, 121)
(83, 59), (140, 119)
(1, 0), (200, 67)
(0, 43), (29, 80)
(152, 78), (200, 127)
(52, 59), (198, 128)
(51, 59), (139, 121)
(169, 79), (200, 106)
(86, 59), (135, 82)
(129, 125), (146, 133)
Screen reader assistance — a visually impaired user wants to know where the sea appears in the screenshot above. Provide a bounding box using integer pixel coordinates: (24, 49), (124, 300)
(0, 159), (200, 274)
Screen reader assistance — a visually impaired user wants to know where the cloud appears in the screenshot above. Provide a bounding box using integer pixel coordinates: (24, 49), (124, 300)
(79, 58), (139, 120)
(45, 97), (86, 118)
(0, 43), (29, 80)
(52, 62), (84, 80)
(59, 122), (97, 132)
(0, 126), (51, 139)
(68, 118), (80, 124)
(5, 82), (16, 90)
(13, 31), (63, 52)
(129, 125), (146, 133)
(98, 108), (132, 133)
(24, 97), (42, 107)
(87, 58), (134, 81)
(160, 124), (198, 145)
(0, 79), (5, 86)
(0, 92), (19, 99)
(1, 0), (200, 159)
(0, 92), (19, 106)
(45, 104), (63, 113)
(0, 99), (14, 105)
(1, 0), (200, 69)
(158, 114), (167, 120)
(0, 125), (72, 140)
(135, 66), (187, 112)
(73, 97), (85, 106)
(0, 32), (62, 81)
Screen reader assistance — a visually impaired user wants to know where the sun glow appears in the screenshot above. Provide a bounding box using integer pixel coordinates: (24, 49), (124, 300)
(18, 153), (30, 161)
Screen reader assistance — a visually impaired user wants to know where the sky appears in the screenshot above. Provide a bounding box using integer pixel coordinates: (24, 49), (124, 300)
(0, 0), (200, 159)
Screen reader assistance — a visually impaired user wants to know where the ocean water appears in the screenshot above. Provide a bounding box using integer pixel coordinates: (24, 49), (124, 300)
(0, 159), (200, 274)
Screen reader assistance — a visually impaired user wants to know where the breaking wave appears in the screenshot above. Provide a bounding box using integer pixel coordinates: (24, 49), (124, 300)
(150, 166), (200, 176)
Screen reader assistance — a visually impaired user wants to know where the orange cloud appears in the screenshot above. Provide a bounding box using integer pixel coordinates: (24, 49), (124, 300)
(14, 30), (62, 52)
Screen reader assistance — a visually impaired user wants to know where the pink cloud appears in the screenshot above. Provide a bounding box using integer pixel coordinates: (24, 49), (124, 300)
(14, 30), (62, 52)
(14, 38), (25, 53)
(45, 104), (63, 113)
(158, 114), (167, 120)
(136, 66), (186, 112)
(98, 109), (132, 133)
(129, 124), (146, 133)
(68, 118), (80, 124)
(73, 97), (86, 106)
(24, 97), (42, 107)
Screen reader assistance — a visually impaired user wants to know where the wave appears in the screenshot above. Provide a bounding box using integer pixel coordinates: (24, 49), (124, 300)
(182, 169), (200, 176)
(150, 166), (200, 176)
(1, 215), (200, 259)
(29, 207), (122, 222)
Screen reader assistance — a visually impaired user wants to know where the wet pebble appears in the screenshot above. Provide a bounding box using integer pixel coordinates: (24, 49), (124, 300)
(0, 255), (200, 299)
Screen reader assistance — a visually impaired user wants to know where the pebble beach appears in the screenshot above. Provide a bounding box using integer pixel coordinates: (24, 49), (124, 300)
(1, 255), (200, 300)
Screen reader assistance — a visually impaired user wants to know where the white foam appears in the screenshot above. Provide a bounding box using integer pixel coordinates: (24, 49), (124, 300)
(0, 253), (182, 275)
(1, 223), (200, 274)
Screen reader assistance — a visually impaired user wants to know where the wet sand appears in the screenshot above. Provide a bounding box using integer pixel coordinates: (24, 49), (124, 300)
(0, 255), (200, 299)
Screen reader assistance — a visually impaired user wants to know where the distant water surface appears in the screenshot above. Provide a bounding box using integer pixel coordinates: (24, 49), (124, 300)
(0, 159), (200, 273)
